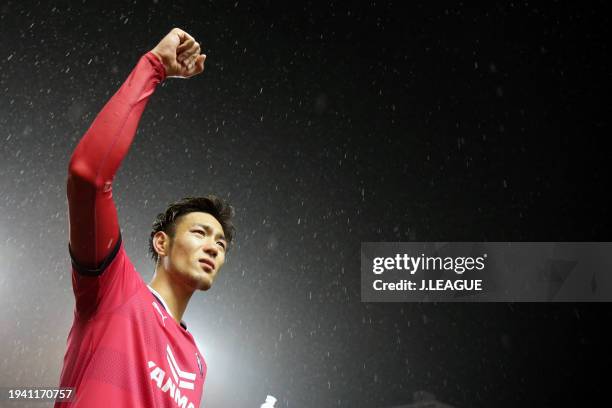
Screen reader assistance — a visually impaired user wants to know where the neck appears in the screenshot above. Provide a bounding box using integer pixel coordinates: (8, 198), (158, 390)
(149, 266), (194, 324)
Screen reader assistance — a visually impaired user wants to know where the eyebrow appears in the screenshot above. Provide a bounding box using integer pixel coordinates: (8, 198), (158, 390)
(193, 223), (226, 242)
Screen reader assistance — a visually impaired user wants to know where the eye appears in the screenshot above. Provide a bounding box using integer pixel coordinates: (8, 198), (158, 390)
(194, 229), (206, 236)
(217, 241), (226, 250)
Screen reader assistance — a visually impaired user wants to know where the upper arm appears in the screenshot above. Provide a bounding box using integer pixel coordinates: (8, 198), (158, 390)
(67, 165), (121, 272)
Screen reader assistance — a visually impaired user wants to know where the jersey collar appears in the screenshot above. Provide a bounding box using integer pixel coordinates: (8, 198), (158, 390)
(147, 285), (188, 330)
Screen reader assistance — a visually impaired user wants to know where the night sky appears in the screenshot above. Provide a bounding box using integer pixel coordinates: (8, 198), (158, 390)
(1, 1), (610, 407)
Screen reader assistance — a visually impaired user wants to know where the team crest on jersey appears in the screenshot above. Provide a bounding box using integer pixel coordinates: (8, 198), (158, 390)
(148, 344), (197, 408)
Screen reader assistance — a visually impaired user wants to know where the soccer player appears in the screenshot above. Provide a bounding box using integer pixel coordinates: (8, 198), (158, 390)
(56, 28), (234, 408)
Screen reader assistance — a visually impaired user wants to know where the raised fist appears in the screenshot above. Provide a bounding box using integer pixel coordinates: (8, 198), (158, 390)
(150, 28), (206, 78)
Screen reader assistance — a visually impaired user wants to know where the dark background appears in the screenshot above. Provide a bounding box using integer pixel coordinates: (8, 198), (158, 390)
(1, 0), (610, 406)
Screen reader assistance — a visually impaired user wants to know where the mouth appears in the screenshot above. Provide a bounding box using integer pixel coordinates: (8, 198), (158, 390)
(198, 258), (215, 272)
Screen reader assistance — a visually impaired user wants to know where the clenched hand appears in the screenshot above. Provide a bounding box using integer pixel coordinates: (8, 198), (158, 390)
(150, 28), (206, 78)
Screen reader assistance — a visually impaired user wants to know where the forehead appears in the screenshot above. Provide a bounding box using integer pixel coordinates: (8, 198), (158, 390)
(176, 212), (224, 235)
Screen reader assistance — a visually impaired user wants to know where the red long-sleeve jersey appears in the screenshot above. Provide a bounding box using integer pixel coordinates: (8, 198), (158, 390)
(57, 52), (206, 408)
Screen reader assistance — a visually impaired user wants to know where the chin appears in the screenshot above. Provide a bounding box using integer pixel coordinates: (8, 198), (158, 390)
(187, 267), (214, 291)
(180, 270), (212, 291)
(198, 280), (213, 291)
(196, 272), (213, 291)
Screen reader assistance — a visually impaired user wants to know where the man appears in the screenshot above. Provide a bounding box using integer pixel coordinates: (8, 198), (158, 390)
(56, 28), (234, 408)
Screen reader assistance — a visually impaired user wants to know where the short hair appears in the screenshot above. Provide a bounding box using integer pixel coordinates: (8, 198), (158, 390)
(148, 195), (235, 262)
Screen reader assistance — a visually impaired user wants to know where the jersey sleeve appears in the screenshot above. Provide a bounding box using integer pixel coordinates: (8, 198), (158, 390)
(66, 52), (165, 310)
(70, 240), (143, 317)
(67, 51), (165, 270)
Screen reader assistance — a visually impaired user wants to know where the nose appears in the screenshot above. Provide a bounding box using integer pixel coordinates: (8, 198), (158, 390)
(203, 238), (218, 257)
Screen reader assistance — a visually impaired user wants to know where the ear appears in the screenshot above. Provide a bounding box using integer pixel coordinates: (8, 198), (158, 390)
(153, 231), (170, 258)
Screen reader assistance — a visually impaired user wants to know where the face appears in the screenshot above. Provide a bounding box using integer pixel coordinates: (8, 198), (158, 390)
(155, 212), (227, 291)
